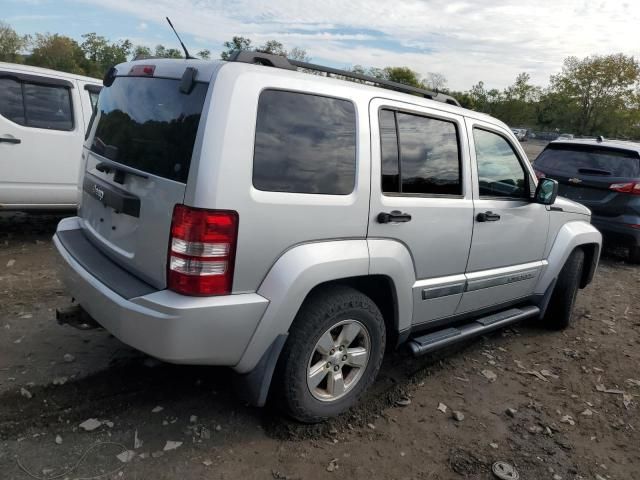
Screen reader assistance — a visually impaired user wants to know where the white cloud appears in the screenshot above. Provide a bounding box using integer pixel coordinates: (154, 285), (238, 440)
(78, 0), (640, 89)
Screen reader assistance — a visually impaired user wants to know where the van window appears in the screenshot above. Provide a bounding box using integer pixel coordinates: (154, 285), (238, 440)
(380, 109), (462, 195)
(474, 128), (528, 198)
(0, 78), (25, 125)
(253, 90), (356, 195)
(0, 78), (73, 131)
(23, 83), (73, 131)
(90, 77), (208, 183)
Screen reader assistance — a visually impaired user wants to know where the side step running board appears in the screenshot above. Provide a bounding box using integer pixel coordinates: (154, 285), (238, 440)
(408, 306), (540, 357)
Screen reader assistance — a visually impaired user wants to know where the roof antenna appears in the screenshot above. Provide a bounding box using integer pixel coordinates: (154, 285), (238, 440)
(166, 17), (195, 59)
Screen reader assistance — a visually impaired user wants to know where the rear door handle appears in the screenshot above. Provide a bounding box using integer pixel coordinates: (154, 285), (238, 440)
(0, 136), (21, 144)
(476, 211), (500, 222)
(378, 210), (412, 224)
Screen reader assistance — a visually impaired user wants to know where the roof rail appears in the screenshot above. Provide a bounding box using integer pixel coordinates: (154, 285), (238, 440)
(228, 50), (461, 107)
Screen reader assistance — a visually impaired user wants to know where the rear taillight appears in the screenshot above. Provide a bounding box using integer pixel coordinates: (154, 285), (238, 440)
(609, 182), (640, 195)
(168, 204), (239, 296)
(534, 169), (546, 179)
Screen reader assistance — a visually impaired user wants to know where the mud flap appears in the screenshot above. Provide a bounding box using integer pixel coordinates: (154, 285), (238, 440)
(233, 334), (288, 407)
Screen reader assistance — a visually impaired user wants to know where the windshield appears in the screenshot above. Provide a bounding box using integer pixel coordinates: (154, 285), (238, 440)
(90, 76), (208, 183)
(535, 144), (640, 178)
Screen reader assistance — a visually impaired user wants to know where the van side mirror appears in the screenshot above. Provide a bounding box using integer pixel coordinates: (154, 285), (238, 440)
(534, 178), (558, 205)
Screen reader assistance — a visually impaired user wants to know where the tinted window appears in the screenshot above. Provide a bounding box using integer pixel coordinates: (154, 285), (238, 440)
(380, 109), (399, 192)
(0, 78), (25, 125)
(379, 109), (461, 195)
(535, 145), (640, 178)
(89, 91), (100, 109)
(23, 83), (73, 130)
(253, 90), (356, 195)
(474, 128), (528, 198)
(91, 77), (208, 183)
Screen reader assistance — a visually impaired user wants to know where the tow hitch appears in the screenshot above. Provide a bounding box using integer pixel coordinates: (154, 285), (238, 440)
(56, 305), (102, 330)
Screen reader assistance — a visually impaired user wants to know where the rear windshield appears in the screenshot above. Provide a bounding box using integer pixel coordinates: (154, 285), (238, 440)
(535, 144), (640, 178)
(90, 77), (208, 183)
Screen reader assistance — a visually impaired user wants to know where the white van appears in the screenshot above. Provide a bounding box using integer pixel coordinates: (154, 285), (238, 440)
(0, 63), (101, 210)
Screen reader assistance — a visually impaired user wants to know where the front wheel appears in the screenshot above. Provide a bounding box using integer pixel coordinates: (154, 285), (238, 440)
(542, 248), (584, 330)
(275, 285), (386, 423)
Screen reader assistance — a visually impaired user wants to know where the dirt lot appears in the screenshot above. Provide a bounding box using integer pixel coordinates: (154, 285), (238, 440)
(1, 203), (639, 480)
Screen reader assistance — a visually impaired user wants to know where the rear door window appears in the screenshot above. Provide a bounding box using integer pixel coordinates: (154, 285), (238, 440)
(90, 77), (208, 183)
(0, 77), (73, 130)
(23, 83), (73, 130)
(253, 90), (357, 195)
(379, 109), (462, 195)
(535, 145), (640, 178)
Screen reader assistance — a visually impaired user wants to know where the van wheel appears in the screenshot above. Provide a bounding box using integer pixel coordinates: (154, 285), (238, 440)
(276, 285), (386, 423)
(629, 246), (640, 264)
(542, 248), (585, 330)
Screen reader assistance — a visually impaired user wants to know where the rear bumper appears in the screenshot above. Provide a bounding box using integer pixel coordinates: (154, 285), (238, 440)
(53, 217), (269, 366)
(591, 216), (640, 248)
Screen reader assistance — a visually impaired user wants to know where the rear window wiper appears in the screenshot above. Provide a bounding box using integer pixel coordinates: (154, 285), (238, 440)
(577, 167), (612, 176)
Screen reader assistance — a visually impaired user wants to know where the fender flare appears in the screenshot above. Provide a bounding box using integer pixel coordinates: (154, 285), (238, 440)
(535, 220), (602, 295)
(234, 239), (370, 374)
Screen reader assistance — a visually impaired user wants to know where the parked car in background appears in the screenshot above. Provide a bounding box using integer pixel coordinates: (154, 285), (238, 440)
(511, 128), (527, 141)
(557, 133), (574, 140)
(534, 138), (640, 263)
(54, 53), (601, 422)
(0, 63), (101, 211)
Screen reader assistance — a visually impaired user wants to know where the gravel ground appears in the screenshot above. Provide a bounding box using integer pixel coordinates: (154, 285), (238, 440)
(1, 202), (638, 479)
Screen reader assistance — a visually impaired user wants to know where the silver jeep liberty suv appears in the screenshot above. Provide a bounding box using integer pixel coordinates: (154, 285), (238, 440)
(54, 51), (602, 422)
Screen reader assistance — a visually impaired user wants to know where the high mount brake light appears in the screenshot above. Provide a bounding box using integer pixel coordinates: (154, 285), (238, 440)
(129, 65), (155, 76)
(168, 205), (239, 296)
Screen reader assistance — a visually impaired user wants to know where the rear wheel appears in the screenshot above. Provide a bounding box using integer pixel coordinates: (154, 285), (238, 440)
(542, 248), (584, 330)
(629, 246), (640, 264)
(276, 285), (386, 423)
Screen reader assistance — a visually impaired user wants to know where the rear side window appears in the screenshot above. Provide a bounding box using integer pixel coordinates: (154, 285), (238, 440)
(91, 77), (208, 183)
(253, 90), (356, 195)
(0, 77), (72, 130)
(535, 145), (640, 178)
(379, 109), (462, 195)
(23, 83), (73, 130)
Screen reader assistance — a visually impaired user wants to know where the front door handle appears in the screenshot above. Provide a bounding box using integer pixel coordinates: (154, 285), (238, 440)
(0, 136), (21, 144)
(378, 210), (412, 224)
(476, 211), (500, 222)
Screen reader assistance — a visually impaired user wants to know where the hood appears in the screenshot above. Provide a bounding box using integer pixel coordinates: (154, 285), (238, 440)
(554, 196), (591, 216)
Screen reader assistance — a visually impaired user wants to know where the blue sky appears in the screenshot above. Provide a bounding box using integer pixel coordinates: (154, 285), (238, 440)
(4, 0), (640, 90)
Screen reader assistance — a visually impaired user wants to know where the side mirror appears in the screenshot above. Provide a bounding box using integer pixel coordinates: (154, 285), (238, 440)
(534, 178), (558, 205)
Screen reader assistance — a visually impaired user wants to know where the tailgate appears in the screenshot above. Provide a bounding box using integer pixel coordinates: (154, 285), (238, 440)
(78, 69), (210, 289)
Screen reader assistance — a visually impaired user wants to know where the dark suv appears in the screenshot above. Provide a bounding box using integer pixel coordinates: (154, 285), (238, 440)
(533, 139), (640, 263)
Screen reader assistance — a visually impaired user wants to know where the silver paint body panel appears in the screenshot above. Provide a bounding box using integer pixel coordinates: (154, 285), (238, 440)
(53, 59), (602, 373)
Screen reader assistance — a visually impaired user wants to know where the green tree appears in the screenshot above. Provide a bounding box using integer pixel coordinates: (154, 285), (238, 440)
(550, 53), (640, 135)
(26, 33), (86, 75)
(383, 66), (423, 88)
(256, 40), (287, 56)
(154, 44), (182, 58)
(132, 45), (152, 59)
(197, 49), (211, 60)
(0, 21), (30, 63)
(425, 72), (447, 91)
(220, 36), (252, 60)
(288, 47), (310, 62)
(80, 32), (132, 76)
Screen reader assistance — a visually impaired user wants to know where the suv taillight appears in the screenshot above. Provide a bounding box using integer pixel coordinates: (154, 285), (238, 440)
(168, 204), (239, 296)
(609, 182), (640, 195)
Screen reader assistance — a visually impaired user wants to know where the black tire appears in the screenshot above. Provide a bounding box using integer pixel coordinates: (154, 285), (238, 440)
(275, 285), (386, 423)
(542, 248), (585, 330)
(629, 246), (640, 264)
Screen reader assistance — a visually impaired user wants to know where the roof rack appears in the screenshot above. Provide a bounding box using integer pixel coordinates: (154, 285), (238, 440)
(228, 50), (461, 107)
